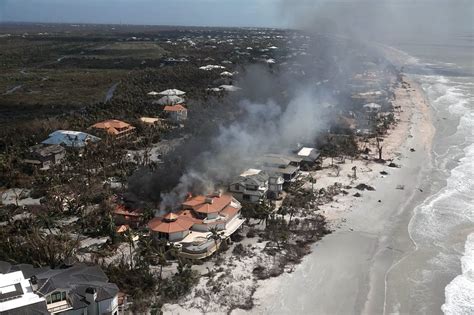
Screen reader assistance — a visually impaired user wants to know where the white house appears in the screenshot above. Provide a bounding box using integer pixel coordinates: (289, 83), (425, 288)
(0, 270), (48, 314)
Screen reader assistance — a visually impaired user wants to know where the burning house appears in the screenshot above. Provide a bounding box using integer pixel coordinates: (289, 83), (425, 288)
(113, 205), (144, 228)
(148, 192), (244, 259)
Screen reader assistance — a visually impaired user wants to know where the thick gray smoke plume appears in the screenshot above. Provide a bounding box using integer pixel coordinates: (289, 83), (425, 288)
(159, 67), (333, 210)
(158, 0), (469, 210)
(278, 0), (473, 44)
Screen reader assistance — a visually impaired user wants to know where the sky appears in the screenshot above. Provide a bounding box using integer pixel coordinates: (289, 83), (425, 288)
(0, 0), (283, 28)
(0, 0), (472, 36)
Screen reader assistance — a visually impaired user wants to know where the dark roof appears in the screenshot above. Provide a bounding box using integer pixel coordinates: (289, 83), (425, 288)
(32, 264), (119, 309)
(29, 144), (65, 157)
(0, 261), (12, 274)
(1, 301), (49, 315)
(10, 264), (49, 280)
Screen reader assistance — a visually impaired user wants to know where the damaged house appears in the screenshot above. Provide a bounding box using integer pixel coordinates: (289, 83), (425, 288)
(113, 205), (145, 228)
(295, 147), (321, 168)
(24, 144), (66, 170)
(148, 192), (244, 259)
(257, 154), (302, 182)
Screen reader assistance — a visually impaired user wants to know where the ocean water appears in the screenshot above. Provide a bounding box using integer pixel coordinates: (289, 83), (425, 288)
(400, 34), (474, 314)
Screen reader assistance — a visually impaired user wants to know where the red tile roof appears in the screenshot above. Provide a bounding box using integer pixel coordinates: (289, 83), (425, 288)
(91, 119), (135, 135)
(148, 211), (195, 233)
(182, 194), (233, 214)
(113, 205), (143, 217)
(163, 104), (187, 112)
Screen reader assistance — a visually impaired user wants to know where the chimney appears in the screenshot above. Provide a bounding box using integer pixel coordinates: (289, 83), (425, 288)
(205, 197), (214, 204)
(211, 190), (222, 198)
(30, 275), (38, 292)
(85, 287), (98, 314)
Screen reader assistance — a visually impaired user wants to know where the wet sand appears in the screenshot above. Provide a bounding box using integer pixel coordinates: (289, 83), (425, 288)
(241, 76), (435, 314)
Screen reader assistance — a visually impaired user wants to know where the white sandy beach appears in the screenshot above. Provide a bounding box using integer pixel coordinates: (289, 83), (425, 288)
(162, 72), (436, 315)
(232, 75), (436, 315)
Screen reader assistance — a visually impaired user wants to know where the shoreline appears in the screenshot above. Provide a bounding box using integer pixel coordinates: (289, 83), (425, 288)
(236, 73), (435, 314)
(162, 62), (436, 313)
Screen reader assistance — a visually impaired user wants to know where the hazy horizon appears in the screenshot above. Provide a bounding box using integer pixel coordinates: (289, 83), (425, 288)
(1, 0), (473, 35)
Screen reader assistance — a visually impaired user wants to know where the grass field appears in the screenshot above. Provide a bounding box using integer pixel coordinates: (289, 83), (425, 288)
(0, 69), (128, 105)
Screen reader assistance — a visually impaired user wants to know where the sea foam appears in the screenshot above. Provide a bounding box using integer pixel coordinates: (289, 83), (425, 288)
(442, 233), (474, 314)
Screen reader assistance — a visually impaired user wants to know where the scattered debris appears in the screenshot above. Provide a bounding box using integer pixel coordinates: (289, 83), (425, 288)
(355, 183), (375, 191)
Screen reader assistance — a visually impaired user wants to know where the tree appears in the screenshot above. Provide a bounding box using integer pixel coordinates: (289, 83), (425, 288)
(375, 137), (384, 161)
(124, 229), (135, 269)
(209, 227), (224, 251)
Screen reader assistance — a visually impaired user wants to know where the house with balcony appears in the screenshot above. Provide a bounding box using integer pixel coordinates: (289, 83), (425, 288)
(32, 264), (119, 315)
(148, 193), (244, 259)
(268, 175), (285, 199)
(229, 169), (269, 203)
(90, 120), (136, 140)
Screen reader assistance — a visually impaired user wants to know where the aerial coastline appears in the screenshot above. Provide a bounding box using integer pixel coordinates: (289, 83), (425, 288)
(162, 48), (437, 314)
(1, 18), (472, 315)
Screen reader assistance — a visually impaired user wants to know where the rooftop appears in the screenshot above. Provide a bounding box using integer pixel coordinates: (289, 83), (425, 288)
(91, 119), (135, 135)
(163, 104), (187, 112)
(182, 194), (233, 214)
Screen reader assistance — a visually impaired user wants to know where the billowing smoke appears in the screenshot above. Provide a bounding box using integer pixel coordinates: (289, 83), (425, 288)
(134, 0), (443, 211)
(158, 66), (333, 210)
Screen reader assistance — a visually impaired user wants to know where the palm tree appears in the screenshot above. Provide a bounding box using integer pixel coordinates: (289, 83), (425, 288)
(124, 229), (135, 269)
(209, 227), (223, 252)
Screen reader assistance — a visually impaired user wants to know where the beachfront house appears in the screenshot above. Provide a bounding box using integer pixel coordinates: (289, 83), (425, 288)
(268, 175), (285, 199)
(163, 104), (187, 123)
(296, 147), (321, 167)
(257, 154), (302, 182)
(24, 144), (66, 170)
(229, 169), (269, 203)
(42, 130), (100, 149)
(148, 192), (244, 259)
(90, 119), (136, 140)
